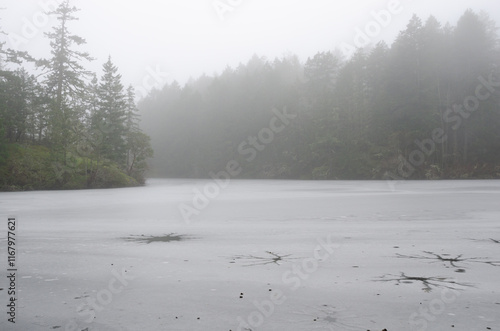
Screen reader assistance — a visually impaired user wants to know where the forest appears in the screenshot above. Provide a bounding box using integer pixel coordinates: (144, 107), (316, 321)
(1, 7), (499, 190)
(140, 10), (500, 180)
(0, 2), (153, 191)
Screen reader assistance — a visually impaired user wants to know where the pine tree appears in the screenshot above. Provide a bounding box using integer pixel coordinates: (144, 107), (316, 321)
(96, 56), (127, 165)
(37, 0), (93, 161)
(0, 69), (46, 143)
(124, 85), (140, 134)
(124, 85), (140, 170)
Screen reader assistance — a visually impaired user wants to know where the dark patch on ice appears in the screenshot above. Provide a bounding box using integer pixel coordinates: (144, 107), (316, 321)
(230, 251), (298, 266)
(293, 304), (364, 330)
(375, 272), (474, 292)
(396, 251), (500, 270)
(123, 233), (191, 244)
(469, 237), (500, 245)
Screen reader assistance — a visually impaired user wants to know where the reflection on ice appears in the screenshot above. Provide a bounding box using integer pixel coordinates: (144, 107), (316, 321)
(230, 251), (298, 267)
(375, 272), (474, 292)
(396, 251), (500, 269)
(122, 233), (191, 244)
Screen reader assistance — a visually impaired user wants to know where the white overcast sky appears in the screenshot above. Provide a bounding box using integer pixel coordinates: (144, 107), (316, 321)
(1, 0), (499, 97)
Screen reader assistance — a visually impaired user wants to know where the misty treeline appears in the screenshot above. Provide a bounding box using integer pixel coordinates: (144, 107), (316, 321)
(141, 10), (500, 180)
(0, 1), (153, 190)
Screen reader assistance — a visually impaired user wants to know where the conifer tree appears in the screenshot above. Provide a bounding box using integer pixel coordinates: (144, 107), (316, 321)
(38, 0), (93, 161)
(96, 56), (127, 165)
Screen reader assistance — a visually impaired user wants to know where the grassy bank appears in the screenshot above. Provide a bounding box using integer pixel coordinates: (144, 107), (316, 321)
(0, 144), (140, 191)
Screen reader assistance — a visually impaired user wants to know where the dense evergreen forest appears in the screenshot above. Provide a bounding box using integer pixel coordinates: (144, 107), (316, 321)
(140, 10), (500, 180)
(0, 1), (153, 190)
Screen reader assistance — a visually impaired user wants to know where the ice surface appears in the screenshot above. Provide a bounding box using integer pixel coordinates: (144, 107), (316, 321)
(0, 179), (499, 330)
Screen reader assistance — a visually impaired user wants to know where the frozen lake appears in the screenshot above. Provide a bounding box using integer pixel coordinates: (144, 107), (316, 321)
(1, 179), (499, 331)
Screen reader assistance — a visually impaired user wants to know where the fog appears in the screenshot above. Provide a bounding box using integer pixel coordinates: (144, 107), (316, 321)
(1, 1), (500, 330)
(1, 0), (499, 89)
